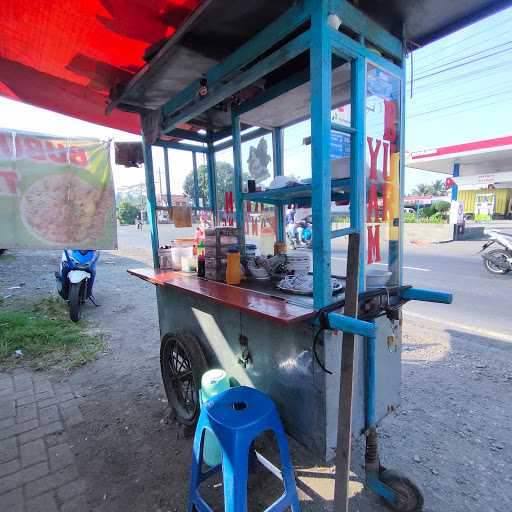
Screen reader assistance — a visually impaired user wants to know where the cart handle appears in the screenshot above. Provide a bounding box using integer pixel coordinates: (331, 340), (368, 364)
(401, 287), (453, 304)
(327, 312), (376, 337)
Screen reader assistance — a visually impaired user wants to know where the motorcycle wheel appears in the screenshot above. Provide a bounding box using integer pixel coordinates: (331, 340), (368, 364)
(483, 249), (511, 275)
(69, 282), (83, 322)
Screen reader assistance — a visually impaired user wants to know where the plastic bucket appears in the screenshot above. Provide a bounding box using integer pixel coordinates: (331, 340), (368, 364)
(199, 369), (230, 466)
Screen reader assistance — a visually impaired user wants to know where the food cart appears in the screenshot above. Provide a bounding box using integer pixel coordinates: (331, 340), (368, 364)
(106, 1), (506, 509)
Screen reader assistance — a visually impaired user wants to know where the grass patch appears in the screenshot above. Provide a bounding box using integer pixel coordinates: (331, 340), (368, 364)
(0, 297), (107, 371)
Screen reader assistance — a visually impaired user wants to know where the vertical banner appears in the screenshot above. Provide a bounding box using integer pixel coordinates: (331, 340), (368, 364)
(365, 65), (401, 284)
(0, 129), (117, 249)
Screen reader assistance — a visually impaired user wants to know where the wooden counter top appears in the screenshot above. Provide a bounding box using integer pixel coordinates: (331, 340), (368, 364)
(128, 267), (316, 325)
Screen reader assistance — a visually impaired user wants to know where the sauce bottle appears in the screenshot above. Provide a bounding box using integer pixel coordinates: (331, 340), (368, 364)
(226, 247), (241, 285)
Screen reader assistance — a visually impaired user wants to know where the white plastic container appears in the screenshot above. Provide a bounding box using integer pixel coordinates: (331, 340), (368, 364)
(181, 255), (197, 272)
(171, 246), (193, 270)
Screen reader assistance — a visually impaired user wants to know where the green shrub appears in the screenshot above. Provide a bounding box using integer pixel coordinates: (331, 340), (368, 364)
(117, 201), (139, 225)
(433, 200), (450, 213)
(419, 206), (435, 217)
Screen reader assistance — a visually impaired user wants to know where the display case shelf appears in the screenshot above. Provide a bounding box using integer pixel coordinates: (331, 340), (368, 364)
(241, 178), (351, 205)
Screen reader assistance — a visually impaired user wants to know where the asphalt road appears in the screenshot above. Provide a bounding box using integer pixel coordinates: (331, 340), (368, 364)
(332, 240), (512, 342)
(116, 224), (512, 342)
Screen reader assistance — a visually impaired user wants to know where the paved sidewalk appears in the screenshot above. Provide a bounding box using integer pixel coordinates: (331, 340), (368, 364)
(0, 370), (87, 512)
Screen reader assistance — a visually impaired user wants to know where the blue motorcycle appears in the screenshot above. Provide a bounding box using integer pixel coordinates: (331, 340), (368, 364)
(55, 250), (100, 322)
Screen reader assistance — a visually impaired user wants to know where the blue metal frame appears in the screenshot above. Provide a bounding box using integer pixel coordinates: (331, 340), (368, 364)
(231, 108), (245, 250)
(328, 0), (403, 60)
(207, 134), (217, 216)
(163, 147), (172, 209)
(142, 138), (160, 268)
(452, 163), (460, 201)
(136, 2), (457, 508)
(192, 152), (200, 209)
(351, 57), (367, 291)
(310, 0), (332, 310)
(273, 126), (285, 242)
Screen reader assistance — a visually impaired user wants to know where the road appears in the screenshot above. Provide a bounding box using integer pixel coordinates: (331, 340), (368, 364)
(116, 224), (512, 342)
(332, 239), (512, 343)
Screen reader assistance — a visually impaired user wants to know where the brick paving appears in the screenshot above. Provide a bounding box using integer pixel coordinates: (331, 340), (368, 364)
(0, 371), (87, 512)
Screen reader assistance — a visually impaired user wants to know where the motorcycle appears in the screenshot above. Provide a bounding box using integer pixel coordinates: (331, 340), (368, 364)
(287, 218), (313, 250)
(479, 229), (512, 275)
(55, 250), (100, 321)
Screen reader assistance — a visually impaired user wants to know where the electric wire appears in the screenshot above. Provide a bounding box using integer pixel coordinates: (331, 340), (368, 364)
(411, 40), (512, 77)
(412, 14), (512, 63)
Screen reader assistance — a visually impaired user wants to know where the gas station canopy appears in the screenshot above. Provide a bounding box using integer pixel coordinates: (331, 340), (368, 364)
(1, 0), (511, 135)
(406, 135), (512, 176)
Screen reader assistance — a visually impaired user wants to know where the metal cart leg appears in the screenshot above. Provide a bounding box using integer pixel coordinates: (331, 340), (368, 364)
(364, 331), (424, 512)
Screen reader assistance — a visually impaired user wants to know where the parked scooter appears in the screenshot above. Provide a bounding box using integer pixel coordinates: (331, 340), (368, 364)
(287, 218), (313, 250)
(55, 250), (100, 321)
(479, 229), (512, 275)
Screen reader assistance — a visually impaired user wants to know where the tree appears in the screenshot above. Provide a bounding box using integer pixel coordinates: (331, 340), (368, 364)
(183, 161), (248, 209)
(411, 180), (447, 196)
(411, 183), (432, 196)
(117, 201), (139, 225)
(430, 179), (447, 196)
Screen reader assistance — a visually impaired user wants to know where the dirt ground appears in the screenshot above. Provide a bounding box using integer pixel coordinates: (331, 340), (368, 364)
(0, 243), (511, 512)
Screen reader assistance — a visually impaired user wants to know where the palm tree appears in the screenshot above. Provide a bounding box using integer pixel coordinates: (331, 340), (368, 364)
(430, 179), (446, 196)
(411, 183), (431, 196)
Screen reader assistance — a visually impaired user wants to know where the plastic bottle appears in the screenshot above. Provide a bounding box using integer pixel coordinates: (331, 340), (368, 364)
(226, 247), (241, 285)
(197, 254), (205, 278)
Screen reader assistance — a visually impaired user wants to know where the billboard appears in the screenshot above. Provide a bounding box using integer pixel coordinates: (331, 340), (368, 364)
(0, 129), (117, 249)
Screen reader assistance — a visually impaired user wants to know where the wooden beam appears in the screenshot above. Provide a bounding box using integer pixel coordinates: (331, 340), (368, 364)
(333, 232), (361, 512)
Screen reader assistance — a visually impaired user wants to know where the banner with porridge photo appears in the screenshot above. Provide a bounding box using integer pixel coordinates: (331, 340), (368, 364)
(0, 129), (117, 249)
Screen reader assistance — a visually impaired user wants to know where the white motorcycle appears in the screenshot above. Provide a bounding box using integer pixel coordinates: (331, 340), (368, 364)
(480, 229), (512, 275)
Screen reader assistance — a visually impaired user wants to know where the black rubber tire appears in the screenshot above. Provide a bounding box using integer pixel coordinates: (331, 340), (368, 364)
(69, 282), (82, 322)
(483, 249), (510, 275)
(380, 469), (424, 512)
(0, 249), (6, 256)
(160, 331), (208, 426)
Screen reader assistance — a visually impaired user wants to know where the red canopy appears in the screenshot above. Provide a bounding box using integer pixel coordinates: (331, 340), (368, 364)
(0, 1), (201, 134)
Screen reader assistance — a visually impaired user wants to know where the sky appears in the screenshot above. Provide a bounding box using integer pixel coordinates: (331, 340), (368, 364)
(0, 6), (511, 194)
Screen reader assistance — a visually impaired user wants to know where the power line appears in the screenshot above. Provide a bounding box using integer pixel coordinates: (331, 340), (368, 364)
(407, 88), (512, 119)
(408, 44), (512, 83)
(408, 82), (512, 111)
(407, 93), (512, 124)
(412, 40), (512, 77)
(407, 41), (512, 84)
(412, 41), (512, 79)
(411, 13), (512, 63)
(408, 60), (511, 93)
(419, 26), (512, 69)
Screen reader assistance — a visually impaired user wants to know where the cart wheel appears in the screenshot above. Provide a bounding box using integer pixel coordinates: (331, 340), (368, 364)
(380, 469), (424, 512)
(160, 331), (208, 426)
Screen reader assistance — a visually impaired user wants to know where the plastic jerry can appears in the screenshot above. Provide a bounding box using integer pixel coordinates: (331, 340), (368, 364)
(199, 369), (231, 466)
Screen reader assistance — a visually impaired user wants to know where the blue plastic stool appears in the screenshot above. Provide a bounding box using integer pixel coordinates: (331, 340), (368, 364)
(188, 386), (301, 512)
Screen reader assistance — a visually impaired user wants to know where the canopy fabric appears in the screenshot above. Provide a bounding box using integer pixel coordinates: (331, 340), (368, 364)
(0, 0), (202, 134)
(1, 1), (509, 136)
